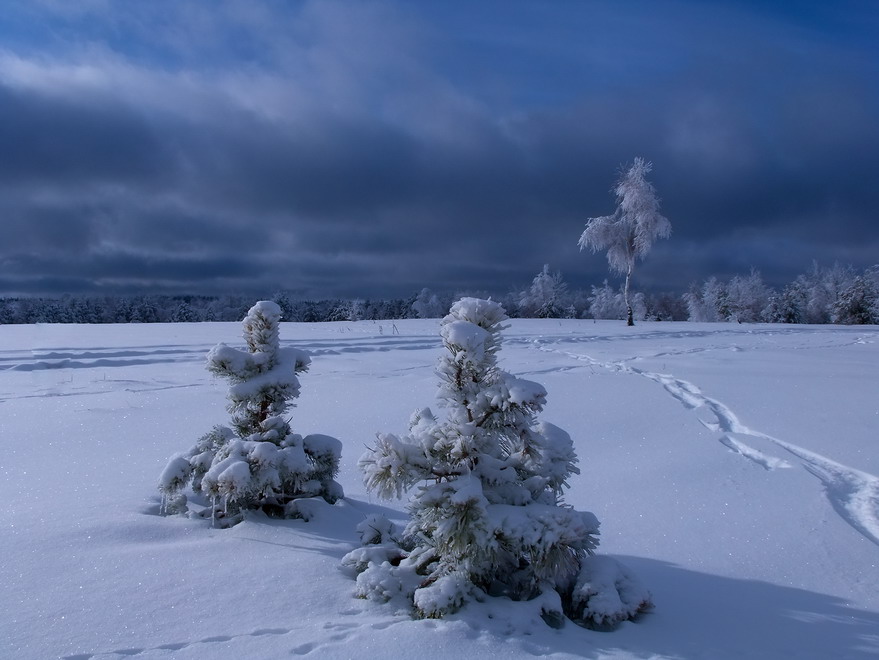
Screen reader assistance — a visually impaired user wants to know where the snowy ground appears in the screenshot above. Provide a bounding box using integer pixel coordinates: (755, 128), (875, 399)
(2, 319), (877, 659)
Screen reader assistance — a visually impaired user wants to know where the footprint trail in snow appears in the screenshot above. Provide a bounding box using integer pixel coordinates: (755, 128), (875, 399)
(531, 338), (879, 548)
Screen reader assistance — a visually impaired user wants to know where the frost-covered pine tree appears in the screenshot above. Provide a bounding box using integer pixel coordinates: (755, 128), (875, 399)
(158, 301), (343, 526)
(579, 158), (671, 326)
(343, 298), (650, 627)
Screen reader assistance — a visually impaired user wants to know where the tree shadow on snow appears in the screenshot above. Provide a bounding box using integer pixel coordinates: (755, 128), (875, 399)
(141, 495), (408, 561)
(138, 496), (879, 659)
(570, 556), (879, 660)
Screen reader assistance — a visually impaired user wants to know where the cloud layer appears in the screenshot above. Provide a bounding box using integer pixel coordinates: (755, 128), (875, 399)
(1, 0), (877, 298)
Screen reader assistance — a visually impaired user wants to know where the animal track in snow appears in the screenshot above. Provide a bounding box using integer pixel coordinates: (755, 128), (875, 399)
(6, 346), (212, 372)
(4, 336), (442, 373)
(518, 326), (878, 366)
(533, 341), (879, 548)
(719, 434), (792, 471)
(287, 617), (410, 656)
(62, 627), (292, 659)
(627, 366), (879, 545)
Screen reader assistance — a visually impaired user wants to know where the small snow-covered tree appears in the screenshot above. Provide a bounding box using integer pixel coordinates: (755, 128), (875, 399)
(579, 158), (671, 326)
(130, 296), (160, 323)
(0, 300), (13, 325)
(171, 301), (198, 323)
(764, 280), (808, 324)
(518, 265), (570, 318)
(412, 288), (446, 319)
(833, 273), (878, 324)
(271, 291), (295, 321)
(795, 262), (854, 324)
(343, 298), (650, 627)
(868, 266), (879, 322)
(158, 301), (343, 526)
(725, 270), (772, 323)
(644, 292), (687, 321)
(347, 298), (366, 321)
(684, 277), (729, 322)
(588, 280), (647, 321)
(588, 280), (625, 320)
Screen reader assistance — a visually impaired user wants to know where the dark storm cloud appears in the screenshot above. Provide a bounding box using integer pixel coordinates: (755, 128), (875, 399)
(1, 206), (97, 253)
(0, 85), (174, 188)
(1, 250), (265, 295)
(0, 0), (876, 298)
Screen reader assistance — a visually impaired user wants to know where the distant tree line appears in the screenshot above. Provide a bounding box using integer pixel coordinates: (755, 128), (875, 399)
(1, 262), (876, 325)
(684, 262), (879, 325)
(0, 293), (421, 325)
(507, 261), (877, 325)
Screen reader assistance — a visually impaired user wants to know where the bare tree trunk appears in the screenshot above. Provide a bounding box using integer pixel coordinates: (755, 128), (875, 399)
(624, 266), (634, 326)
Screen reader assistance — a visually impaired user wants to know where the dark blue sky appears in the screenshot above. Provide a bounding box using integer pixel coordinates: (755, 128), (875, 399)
(1, 0), (877, 299)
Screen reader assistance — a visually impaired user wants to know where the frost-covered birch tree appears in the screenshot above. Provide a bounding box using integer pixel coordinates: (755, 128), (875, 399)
(158, 301), (343, 526)
(343, 298), (651, 627)
(578, 158), (671, 326)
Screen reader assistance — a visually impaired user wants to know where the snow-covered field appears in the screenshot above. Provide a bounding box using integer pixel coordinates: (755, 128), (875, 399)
(2, 319), (877, 659)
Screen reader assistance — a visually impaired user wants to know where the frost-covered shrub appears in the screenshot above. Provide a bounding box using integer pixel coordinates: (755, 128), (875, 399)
(344, 298), (651, 626)
(158, 301), (343, 526)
